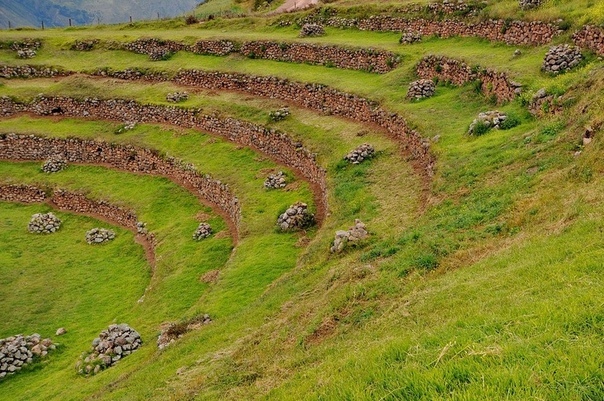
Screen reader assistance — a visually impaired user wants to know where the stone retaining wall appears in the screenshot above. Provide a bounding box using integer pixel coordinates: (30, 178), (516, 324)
(0, 93), (327, 220)
(0, 134), (241, 238)
(573, 25), (604, 56)
(120, 38), (399, 73)
(0, 64), (70, 79)
(0, 184), (46, 202)
(416, 55), (522, 103)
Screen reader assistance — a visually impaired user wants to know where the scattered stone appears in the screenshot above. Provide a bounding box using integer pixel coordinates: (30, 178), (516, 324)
(344, 143), (375, 164)
(513, 49), (522, 57)
(269, 107), (290, 122)
(41, 157), (67, 173)
(330, 219), (369, 253)
(0, 334), (54, 380)
(542, 44), (582, 74)
(277, 202), (315, 231)
(407, 79), (435, 100)
(28, 212), (61, 234)
(157, 315), (212, 350)
(115, 121), (136, 134)
(85, 228), (116, 244)
(399, 31), (422, 45)
(193, 222), (212, 240)
(166, 92), (189, 102)
(519, 0), (542, 10)
(264, 171), (287, 189)
(76, 324), (142, 376)
(56, 328), (67, 336)
(299, 23), (325, 37)
(468, 110), (508, 135)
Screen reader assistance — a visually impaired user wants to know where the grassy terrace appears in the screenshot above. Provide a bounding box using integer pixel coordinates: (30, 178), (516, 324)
(1, 1), (604, 399)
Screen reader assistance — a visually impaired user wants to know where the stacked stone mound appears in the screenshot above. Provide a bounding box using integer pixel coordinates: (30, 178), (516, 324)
(157, 315), (212, 350)
(277, 202), (315, 231)
(70, 39), (99, 51)
(86, 228), (116, 244)
(41, 157), (67, 173)
(264, 171), (287, 189)
(193, 222), (212, 240)
(269, 107), (290, 121)
(166, 91), (189, 102)
(330, 219), (369, 253)
(519, 0), (541, 10)
(300, 23), (325, 37)
(17, 49), (36, 59)
(400, 32), (422, 44)
(344, 143), (375, 164)
(77, 324), (142, 376)
(468, 111), (508, 135)
(407, 79), (435, 100)
(542, 44), (582, 74)
(28, 212), (61, 234)
(0, 334), (55, 379)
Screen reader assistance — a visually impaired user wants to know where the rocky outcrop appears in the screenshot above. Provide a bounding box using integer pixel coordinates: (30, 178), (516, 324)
(277, 201), (315, 231)
(76, 324), (142, 376)
(28, 212), (61, 234)
(542, 44), (582, 74)
(330, 219), (368, 253)
(407, 79), (435, 100)
(193, 222), (212, 240)
(344, 143), (375, 164)
(0, 334), (55, 380)
(416, 55), (522, 103)
(573, 25), (604, 56)
(86, 228), (116, 244)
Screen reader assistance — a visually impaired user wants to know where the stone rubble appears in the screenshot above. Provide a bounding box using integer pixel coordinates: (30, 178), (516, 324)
(344, 143), (375, 164)
(330, 219), (369, 253)
(264, 171), (287, 189)
(28, 212), (61, 234)
(166, 92), (189, 103)
(407, 79), (435, 100)
(41, 156), (67, 173)
(0, 334), (55, 380)
(136, 221), (148, 234)
(76, 324), (142, 376)
(17, 49), (36, 59)
(269, 107), (290, 122)
(157, 315), (212, 350)
(85, 228), (116, 244)
(299, 23), (326, 37)
(519, 0), (542, 10)
(277, 202), (315, 231)
(70, 39), (99, 51)
(193, 222), (212, 240)
(468, 111), (508, 135)
(399, 31), (422, 45)
(542, 44), (582, 74)
(529, 88), (563, 116)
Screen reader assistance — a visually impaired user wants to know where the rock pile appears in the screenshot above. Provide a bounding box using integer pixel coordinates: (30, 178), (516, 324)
(157, 315), (212, 350)
(28, 212), (61, 234)
(85, 228), (116, 244)
(330, 219), (368, 253)
(529, 88), (563, 116)
(277, 202), (315, 231)
(542, 44), (582, 74)
(519, 0), (541, 10)
(115, 121), (136, 134)
(407, 79), (435, 100)
(193, 222), (212, 240)
(264, 171), (287, 189)
(344, 143), (375, 164)
(300, 23), (325, 37)
(468, 111), (508, 135)
(400, 31), (422, 44)
(0, 334), (55, 380)
(41, 157), (67, 173)
(76, 324), (142, 376)
(136, 221), (148, 234)
(269, 107), (290, 122)
(166, 91), (189, 102)
(70, 39), (99, 51)
(17, 49), (36, 59)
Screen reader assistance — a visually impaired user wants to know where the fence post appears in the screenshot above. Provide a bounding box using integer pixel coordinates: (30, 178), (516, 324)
(8, 21), (11, 29)
(129, 16), (133, 23)
(69, 18), (72, 27)
(41, 21), (45, 30)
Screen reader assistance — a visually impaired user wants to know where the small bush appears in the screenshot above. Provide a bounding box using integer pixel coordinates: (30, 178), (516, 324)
(470, 121), (491, 136)
(499, 113), (521, 130)
(185, 15), (199, 25)
(413, 253), (438, 270)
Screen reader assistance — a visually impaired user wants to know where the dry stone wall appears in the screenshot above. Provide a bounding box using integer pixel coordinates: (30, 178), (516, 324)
(573, 25), (604, 56)
(0, 64), (70, 79)
(416, 55), (522, 103)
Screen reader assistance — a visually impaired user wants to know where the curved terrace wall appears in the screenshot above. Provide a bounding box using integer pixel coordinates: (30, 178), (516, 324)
(0, 133), (241, 239)
(121, 38), (399, 74)
(415, 55), (522, 103)
(0, 93), (327, 221)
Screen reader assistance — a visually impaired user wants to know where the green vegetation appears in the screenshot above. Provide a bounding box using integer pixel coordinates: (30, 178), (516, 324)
(0, 0), (604, 399)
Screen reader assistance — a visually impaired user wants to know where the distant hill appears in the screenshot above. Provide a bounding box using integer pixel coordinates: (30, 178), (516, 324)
(0, 0), (201, 28)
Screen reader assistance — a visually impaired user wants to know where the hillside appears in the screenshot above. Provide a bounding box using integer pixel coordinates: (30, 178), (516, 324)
(0, 0), (200, 28)
(0, 0), (603, 399)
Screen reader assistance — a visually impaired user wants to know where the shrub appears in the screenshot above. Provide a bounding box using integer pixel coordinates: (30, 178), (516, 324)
(499, 113), (521, 130)
(470, 120), (491, 136)
(185, 15), (199, 25)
